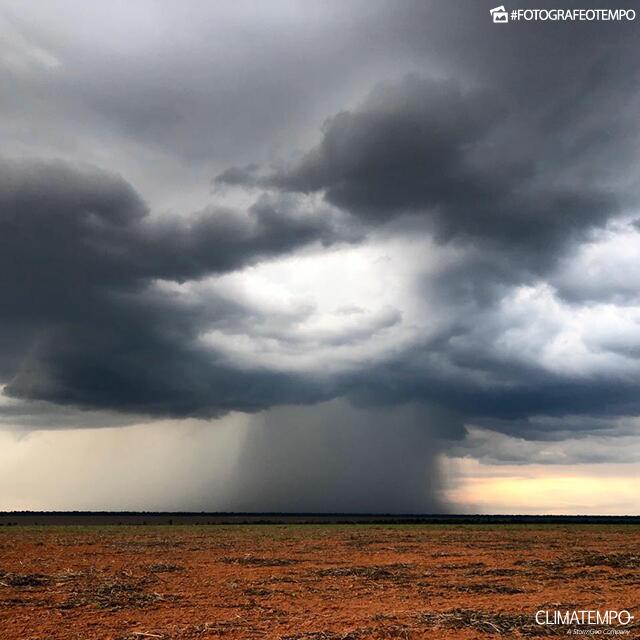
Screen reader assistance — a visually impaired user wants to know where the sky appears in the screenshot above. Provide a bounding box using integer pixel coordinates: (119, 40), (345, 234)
(1, 0), (639, 514)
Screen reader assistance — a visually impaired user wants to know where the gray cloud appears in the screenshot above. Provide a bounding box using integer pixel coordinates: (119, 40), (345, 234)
(0, 159), (340, 285)
(450, 424), (640, 466)
(0, 0), (430, 208)
(0, 158), (343, 415)
(1, 0), (640, 505)
(218, 72), (632, 274)
(209, 5), (640, 458)
(340, 256), (640, 438)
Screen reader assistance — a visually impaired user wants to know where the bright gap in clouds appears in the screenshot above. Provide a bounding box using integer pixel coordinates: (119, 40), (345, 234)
(444, 456), (640, 516)
(160, 219), (640, 384)
(194, 235), (450, 374)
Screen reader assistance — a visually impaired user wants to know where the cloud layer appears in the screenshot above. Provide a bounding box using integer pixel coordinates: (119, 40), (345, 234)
(1, 0), (640, 505)
(0, 159), (344, 415)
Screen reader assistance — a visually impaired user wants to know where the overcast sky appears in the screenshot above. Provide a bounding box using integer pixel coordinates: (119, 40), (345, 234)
(1, 0), (639, 513)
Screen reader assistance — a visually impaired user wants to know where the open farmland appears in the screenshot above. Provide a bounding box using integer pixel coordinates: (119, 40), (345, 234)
(1, 524), (639, 639)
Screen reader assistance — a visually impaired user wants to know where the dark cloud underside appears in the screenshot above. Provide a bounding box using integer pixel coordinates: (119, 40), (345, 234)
(0, 159), (340, 415)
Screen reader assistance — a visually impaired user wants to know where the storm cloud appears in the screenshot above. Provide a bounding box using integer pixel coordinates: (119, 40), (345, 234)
(218, 71), (633, 272)
(0, 158), (344, 415)
(1, 1), (640, 511)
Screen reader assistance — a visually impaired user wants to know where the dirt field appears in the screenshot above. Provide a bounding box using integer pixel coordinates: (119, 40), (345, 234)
(1, 524), (639, 639)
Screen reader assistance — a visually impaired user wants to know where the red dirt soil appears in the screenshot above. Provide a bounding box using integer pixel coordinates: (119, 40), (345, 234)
(1, 525), (639, 639)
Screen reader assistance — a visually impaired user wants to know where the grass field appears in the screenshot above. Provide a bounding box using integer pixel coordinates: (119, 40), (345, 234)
(1, 524), (639, 639)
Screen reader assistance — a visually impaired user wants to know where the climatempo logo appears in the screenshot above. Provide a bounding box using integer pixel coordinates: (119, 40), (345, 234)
(535, 609), (634, 635)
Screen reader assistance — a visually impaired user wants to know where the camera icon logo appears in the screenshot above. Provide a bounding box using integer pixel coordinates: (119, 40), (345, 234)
(490, 6), (509, 23)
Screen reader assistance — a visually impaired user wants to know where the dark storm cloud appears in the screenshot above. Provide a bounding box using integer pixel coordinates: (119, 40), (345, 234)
(217, 72), (632, 272)
(1, 0), (640, 478)
(217, 0), (640, 277)
(0, 158), (342, 415)
(347, 350), (640, 428)
(0, 159), (339, 286)
(210, 2), (640, 458)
